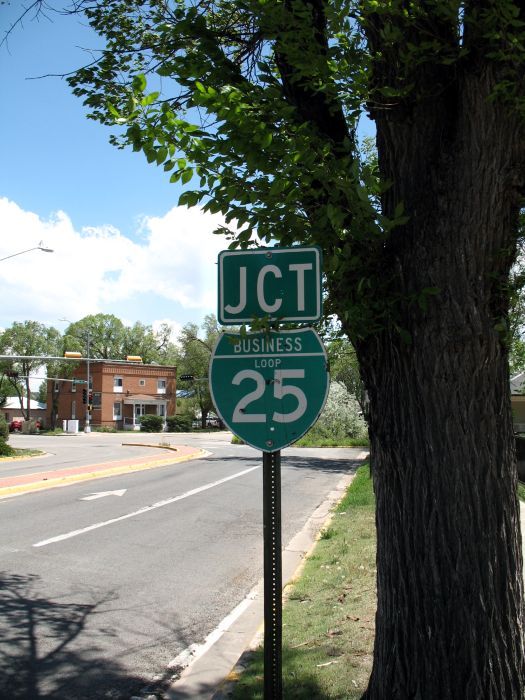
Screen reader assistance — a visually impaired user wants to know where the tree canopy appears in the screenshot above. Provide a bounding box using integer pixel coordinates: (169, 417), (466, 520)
(0, 321), (62, 419)
(174, 313), (221, 427)
(63, 313), (176, 363)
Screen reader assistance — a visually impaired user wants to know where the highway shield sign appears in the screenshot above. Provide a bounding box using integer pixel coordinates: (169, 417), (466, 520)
(209, 328), (329, 452)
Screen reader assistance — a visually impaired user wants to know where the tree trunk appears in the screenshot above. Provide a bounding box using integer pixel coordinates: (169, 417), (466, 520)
(352, 68), (525, 699)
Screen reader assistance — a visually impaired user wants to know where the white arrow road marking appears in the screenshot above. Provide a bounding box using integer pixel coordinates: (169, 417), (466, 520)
(80, 489), (128, 501)
(33, 465), (261, 548)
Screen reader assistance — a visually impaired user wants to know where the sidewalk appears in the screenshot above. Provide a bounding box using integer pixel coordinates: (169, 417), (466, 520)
(0, 444), (207, 498)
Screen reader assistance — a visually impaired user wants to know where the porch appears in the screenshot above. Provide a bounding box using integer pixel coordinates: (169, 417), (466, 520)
(121, 394), (168, 430)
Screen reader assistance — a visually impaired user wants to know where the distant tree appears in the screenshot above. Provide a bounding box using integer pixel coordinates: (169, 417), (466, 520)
(64, 315), (176, 364)
(308, 381), (367, 442)
(64, 314), (126, 359)
(122, 321), (175, 364)
(0, 321), (61, 420)
(175, 314), (221, 428)
(325, 333), (368, 421)
(509, 238), (525, 375)
(35, 380), (48, 404)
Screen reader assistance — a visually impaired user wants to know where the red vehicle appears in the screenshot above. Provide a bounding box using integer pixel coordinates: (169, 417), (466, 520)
(9, 418), (41, 432)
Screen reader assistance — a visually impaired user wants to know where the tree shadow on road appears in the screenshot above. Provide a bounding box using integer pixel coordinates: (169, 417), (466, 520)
(0, 571), (160, 700)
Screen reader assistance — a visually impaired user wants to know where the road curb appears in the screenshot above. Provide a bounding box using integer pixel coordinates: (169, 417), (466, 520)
(121, 443), (180, 451)
(166, 456), (367, 700)
(0, 448), (209, 499)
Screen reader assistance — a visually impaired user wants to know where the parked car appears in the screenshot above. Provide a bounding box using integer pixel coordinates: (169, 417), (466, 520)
(9, 418), (42, 432)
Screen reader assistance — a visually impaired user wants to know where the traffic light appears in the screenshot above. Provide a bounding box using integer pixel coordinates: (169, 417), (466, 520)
(88, 390), (93, 403)
(180, 374), (195, 381)
(5, 370), (19, 378)
(82, 389), (87, 404)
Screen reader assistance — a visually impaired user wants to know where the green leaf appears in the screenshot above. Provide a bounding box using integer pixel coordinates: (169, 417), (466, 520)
(181, 168), (193, 185)
(141, 91), (160, 107)
(132, 73), (147, 93)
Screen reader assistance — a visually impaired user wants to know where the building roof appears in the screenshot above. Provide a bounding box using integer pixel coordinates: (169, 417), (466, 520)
(3, 397), (46, 410)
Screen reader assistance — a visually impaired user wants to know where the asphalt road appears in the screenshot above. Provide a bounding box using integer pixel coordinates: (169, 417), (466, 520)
(0, 432), (365, 700)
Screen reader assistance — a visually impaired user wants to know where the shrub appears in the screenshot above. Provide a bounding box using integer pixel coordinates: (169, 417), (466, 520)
(307, 381), (368, 443)
(0, 439), (14, 457)
(93, 426), (118, 433)
(139, 414), (164, 432)
(0, 416), (8, 441)
(166, 415), (192, 432)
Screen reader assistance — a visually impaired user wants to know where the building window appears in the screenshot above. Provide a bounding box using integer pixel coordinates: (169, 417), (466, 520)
(72, 400), (76, 420)
(71, 381), (76, 393)
(159, 404), (166, 417)
(157, 378), (167, 394)
(114, 376), (123, 393)
(54, 381), (60, 393)
(113, 402), (122, 420)
(139, 379), (146, 387)
(93, 392), (102, 408)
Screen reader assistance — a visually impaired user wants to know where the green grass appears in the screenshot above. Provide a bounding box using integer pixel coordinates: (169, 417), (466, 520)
(294, 435), (370, 448)
(230, 465), (376, 700)
(0, 447), (43, 459)
(231, 434), (369, 448)
(518, 482), (525, 502)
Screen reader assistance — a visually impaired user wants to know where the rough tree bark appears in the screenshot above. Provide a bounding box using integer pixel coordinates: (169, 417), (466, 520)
(352, 59), (525, 700)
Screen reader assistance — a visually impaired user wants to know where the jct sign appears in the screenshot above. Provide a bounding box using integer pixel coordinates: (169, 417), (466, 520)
(218, 246), (322, 324)
(209, 328), (329, 452)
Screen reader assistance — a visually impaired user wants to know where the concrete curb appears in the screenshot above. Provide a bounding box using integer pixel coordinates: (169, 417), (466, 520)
(121, 443), (180, 451)
(166, 461), (364, 700)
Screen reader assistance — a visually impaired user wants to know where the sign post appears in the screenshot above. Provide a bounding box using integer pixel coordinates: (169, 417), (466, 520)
(211, 247), (327, 699)
(263, 450), (282, 699)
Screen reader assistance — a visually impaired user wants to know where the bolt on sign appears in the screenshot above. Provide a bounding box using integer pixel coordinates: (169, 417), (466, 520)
(209, 328), (329, 452)
(218, 246), (322, 325)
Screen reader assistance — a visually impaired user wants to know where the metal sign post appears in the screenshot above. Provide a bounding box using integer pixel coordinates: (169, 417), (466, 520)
(263, 450), (282, 699)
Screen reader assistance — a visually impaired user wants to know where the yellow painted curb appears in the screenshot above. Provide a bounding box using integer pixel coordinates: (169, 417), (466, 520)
(0, 449), (209, 499)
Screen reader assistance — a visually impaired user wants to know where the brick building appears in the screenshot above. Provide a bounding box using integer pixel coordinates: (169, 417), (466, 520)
(47, 361), (177, 430)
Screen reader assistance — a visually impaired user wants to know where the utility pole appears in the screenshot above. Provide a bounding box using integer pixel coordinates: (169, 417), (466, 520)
(85, 331), (91, 433)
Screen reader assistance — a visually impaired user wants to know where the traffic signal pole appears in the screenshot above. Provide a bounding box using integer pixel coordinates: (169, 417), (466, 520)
(84, 332), (91, 433)
(262, 450), (283, 700)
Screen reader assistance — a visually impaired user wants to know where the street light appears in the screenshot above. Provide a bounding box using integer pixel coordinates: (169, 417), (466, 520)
(0, 241), (54, 262)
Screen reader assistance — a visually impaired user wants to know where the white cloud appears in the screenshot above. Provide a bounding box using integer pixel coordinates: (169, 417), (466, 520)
(104, 206), (226, 308)
(0, 197), (227, 328)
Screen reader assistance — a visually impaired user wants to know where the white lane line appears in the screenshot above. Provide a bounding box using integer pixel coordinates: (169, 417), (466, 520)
(167, 583), (259, 672)
(33, 465), (261, 548)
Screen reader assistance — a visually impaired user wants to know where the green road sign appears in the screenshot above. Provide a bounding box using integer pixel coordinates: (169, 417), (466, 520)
(209, 328), (329, 452)
(218, 246), (322, 325)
